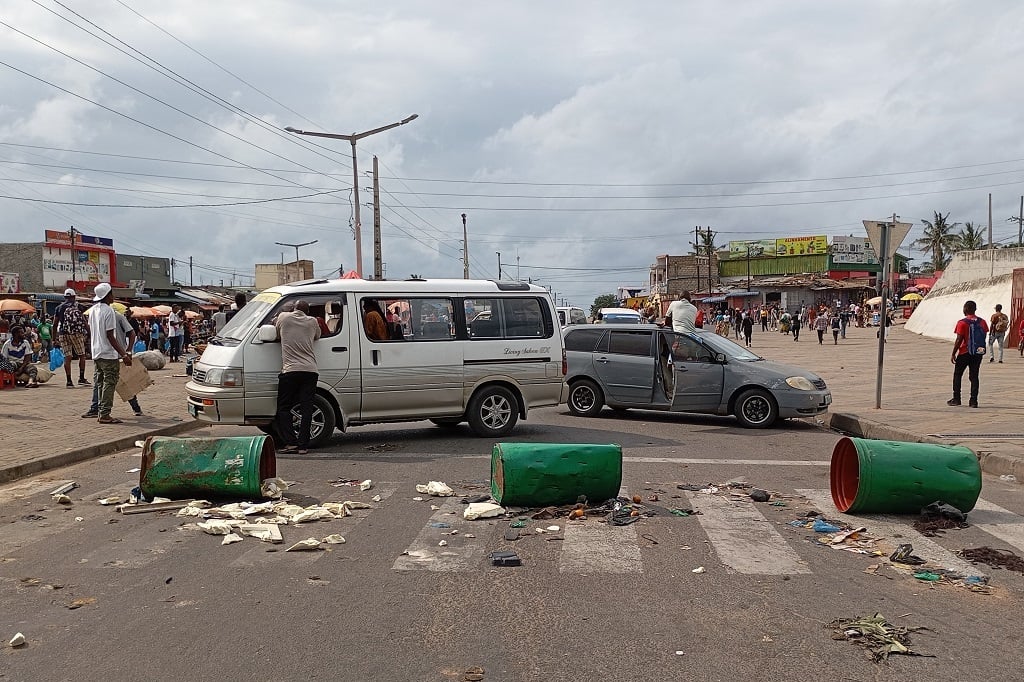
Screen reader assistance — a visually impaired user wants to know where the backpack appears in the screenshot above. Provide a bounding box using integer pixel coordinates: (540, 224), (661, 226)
(994, 313), (1009, 333)
(963, 316), (987, 356)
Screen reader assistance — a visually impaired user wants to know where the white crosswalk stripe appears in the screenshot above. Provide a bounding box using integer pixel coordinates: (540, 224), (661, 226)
(686, 491), (812, 575)
(962, 498), (1024, 555)
(797, 489), (984, 577)
(393, 497), (491, 571)
(230, 486), (397, 567)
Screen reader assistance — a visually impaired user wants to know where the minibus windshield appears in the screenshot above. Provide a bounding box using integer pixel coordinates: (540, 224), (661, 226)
(211, 292), (281, 344)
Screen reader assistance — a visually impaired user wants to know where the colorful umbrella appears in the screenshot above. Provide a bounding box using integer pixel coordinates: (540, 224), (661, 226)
(865, 296), (883, 306)
(152, 305), (173, 314)
(129, 306), (158, 317)
(184, 310), (201, 319)
(900, 293), (923, 301)
(0, 299), (35, 313)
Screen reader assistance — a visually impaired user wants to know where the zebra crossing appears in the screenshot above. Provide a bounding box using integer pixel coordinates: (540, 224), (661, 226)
(376, 486), (1024, 578)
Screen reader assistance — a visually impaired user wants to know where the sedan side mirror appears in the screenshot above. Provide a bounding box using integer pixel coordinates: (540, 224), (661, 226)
(256, 324), (278, 343)
(715, 352), (727, 363)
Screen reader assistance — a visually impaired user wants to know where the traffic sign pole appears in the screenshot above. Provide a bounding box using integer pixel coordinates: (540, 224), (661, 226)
(863, 216), (912, 409)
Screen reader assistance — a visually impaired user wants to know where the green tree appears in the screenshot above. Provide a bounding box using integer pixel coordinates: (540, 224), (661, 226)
(912, 211), (958, 273)
(953, 221), (986, 252)
(591, 293), (618, 318)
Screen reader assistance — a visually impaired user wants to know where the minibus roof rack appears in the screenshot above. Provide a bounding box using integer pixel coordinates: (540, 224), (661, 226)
(493, 281), (531, 291)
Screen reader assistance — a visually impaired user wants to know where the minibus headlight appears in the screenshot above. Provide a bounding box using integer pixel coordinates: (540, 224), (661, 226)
(204, 368), (242, 387)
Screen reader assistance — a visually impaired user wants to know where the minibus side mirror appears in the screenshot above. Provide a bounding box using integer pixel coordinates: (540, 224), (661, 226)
(256, 325), (278, 343)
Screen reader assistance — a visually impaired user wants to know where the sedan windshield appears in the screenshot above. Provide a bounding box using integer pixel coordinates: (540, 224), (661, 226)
(695, 331), (762, 361)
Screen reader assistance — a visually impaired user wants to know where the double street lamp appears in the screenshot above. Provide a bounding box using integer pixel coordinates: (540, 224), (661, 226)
(285, 114), (419, 277)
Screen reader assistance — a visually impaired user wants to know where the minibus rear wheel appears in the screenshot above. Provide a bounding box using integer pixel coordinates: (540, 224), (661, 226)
(467, 385), (519, 437)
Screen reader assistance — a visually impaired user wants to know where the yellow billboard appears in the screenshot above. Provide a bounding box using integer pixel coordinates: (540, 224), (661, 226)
(775, 235), (827, 257)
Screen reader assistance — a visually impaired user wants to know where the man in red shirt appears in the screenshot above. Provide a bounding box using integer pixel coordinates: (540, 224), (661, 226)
(949, 300), (988, 408)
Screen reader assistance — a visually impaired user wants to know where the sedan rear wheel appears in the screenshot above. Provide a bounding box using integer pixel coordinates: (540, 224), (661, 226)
(567, 379), (604, 417)
(734, 388), (778, 429)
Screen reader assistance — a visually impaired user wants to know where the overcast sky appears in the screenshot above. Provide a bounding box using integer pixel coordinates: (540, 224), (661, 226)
(2, 1), (1023, 306)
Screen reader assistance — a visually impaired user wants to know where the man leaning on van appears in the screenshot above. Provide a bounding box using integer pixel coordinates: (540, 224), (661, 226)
(274, 301), (321, 454)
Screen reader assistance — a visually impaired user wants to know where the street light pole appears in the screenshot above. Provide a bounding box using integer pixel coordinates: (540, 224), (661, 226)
(275, 239), (318, 282)
(284, 114), (419, 277)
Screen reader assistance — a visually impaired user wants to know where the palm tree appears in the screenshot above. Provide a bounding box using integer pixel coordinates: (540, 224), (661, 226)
(912, 211), (958, 273)
(952, 221), (986, 252)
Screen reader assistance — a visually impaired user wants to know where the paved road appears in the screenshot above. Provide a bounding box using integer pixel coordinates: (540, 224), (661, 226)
(3, 408), (1022, 681)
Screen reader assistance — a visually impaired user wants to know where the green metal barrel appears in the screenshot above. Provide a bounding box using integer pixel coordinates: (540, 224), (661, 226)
(140, 435), (276, 500)
(491, 442), (622, 507)
(830, 436), (981, 514)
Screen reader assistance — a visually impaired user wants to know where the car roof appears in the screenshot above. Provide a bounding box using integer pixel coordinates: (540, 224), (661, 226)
(566, 323), (660, 334)
(599, 307), (643, 315)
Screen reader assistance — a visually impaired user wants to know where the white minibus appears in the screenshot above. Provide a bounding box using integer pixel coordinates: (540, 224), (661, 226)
(185, 279), (567, 446)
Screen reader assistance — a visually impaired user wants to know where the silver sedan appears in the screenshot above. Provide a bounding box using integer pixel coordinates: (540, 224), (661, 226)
(564, 324), (831, 428)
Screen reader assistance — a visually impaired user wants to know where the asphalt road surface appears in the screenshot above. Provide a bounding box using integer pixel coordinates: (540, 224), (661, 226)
(3, 408), (1023, 682)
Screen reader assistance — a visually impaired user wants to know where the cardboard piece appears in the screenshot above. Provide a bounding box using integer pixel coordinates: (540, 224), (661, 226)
(116, 361), (153, 402)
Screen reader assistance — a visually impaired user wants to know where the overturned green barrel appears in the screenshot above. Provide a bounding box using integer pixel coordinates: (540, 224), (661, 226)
(140, 435), (276, 500)
(830, 436), (981, 514)
(491, 442), (622, 507)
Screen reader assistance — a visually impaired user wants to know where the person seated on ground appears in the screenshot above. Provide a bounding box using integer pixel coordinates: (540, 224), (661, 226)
(362, 299), (388, 341)
(1, 325), (39, 387)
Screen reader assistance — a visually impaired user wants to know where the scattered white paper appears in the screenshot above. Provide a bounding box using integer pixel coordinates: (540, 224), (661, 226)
(322, 534), (346, 544)
(221, 533), (243, 545)
(359, 480), (373, 491)
(463, 502), (504, 520)
(415, 481), (455, 497)
(285, 538), (323, 552)
(9, 632), (26, 647)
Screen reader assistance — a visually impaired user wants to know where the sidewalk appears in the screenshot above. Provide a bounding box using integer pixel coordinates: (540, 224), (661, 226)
(0, 359), (203, 483)
(743, 319), (1024, 479)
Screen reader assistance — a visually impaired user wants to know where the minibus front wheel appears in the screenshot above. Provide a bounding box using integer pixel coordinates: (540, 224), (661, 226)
(467, 385), (519, 438)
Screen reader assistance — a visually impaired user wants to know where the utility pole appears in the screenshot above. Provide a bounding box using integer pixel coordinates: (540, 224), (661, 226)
(496, 252), (501, 280)
(372, 156), (382, 280)
(462, 213), (469, 279)
(68, 225), (78, 286)
(694, 225), (702, 296)
(1009, 196), (1024, 247)
(746, 244), (752, 291)
(989, 193), (995, 277)
(189, 256), (193, 287)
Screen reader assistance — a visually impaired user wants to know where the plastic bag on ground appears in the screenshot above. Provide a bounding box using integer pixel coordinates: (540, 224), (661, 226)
(416, 481), (455, 497)
(285, 538), (323, 552)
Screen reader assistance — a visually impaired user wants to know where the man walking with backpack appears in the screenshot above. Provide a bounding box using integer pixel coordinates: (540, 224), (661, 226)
(949, 300), (988, 408)
(988, 304), (1009, 364)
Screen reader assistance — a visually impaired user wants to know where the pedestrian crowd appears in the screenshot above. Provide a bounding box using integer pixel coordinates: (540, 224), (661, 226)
(0, 287), (248, 423)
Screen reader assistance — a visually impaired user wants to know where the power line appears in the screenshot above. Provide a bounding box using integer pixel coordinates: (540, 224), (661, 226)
(0, 187), (344, 208)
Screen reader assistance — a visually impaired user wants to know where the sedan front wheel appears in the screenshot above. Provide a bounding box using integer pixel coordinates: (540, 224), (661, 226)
(734, 388), (778, 428)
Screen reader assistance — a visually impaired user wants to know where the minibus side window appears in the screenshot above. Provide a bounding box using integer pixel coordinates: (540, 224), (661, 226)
(368, 297), (454, 341)
(467, 297), (553, 339)
(261, 295), (344, 339)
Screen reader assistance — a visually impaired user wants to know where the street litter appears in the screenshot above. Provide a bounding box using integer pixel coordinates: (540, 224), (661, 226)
(221, 533), (243, 546)
(135, 440), (146, 448)
(430, 504), (440, 510)
(99, 497), (122, 506)
(322, 534), (345, 544)
(692, 566), (706, 574)
(9, 632), (26, 648)
(260, 478), (288, 499)
(913, 571), (941, 582)
(669, 508), (698, 517)
(126, 468), (141, 474)
(285, 538), (323, 552)
(812, 519), (840, 533)
(359, 480), (373, 491)
(49, 482), (78, 496)
(117, 499), (194, 515)
(429, 522), (452, 529)
(412, 497), (424, 502)
(372, 495), (381, 502)
(827, 613), (933, 662)
(438, 540), (448, 547)
(52, 494), (71, 505)
(546, 525), (560, 532)
(197, 520), (236, 535)
(749, 489), (771, 502)
(959, 546), (1024, 574)
(329, 478), (360, 487)
(489, 550), (521, 567)
(890, 544), (926, 566)
(464, 502), (505, 520)
(1000, 475), (1017, 482)
(238, 524), (283, 543)
(462, 666), (486, 682)
(416, 481), (455, 497)
(67, 597), (96, 609)
(74, 516), (83, 522)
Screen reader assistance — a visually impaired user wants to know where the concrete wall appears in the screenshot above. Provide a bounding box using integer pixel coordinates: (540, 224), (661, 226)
(0, 243), (44, 291)
(904, 248), (1021, 340)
